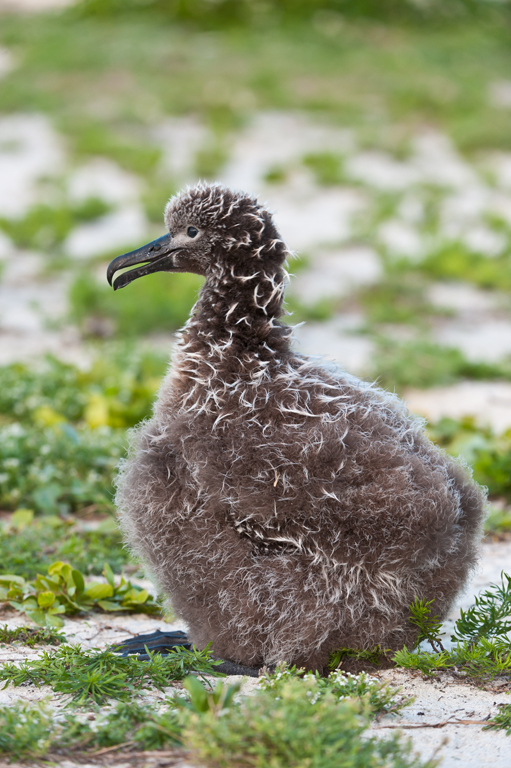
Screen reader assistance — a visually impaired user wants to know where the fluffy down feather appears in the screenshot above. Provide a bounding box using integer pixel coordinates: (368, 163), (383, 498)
(115, 183), (485, 672)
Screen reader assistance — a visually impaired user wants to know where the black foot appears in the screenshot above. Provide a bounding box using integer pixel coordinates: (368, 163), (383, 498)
(111, 630), (260, 678)
(112, 629), (191, 657)
(213, 660), (260, 677)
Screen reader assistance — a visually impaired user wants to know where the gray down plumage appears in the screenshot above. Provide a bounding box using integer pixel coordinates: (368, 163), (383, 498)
(111, 182), (486, 672)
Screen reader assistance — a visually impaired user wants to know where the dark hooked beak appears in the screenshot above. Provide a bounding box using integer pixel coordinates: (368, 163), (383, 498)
(107, 234), (182, 290)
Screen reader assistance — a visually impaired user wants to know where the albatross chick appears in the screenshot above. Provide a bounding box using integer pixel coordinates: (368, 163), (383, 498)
(107, 182), (485, 673)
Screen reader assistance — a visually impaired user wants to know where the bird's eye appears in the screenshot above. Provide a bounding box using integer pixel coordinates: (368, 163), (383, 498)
(187, 226), (198, 238)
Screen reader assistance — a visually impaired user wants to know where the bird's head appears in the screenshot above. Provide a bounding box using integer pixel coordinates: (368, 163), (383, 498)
(107, 182), (287, 290)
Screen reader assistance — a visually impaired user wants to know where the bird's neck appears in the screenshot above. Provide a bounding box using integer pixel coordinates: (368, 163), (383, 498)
(168, 263), (293, 407)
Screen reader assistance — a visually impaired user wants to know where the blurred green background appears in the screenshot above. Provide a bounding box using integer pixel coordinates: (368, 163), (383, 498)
(0, 0), (511, 567)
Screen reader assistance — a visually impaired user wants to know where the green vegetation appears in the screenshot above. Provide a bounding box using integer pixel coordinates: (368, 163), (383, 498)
(0, 700), (53, 762)
(260, 663), (411, 717)
(453, 572), (511, 643)
(183, 675), (430, 768)
(0, 352), (165, 514)
(0, 511), (128, 578)
(70, 271), (203, 337)
(428, 418), (511, 502)
(0, 671), (428, 765)
(0, 644), (220, 706)
(0, 198), (111, 254)
(0, 351), (165, 428)
(2, 3), (511, 172)
(485, 505), (511, 535)
(418, 244), (511, 292)
(408, 598), (445, 653)
(303, 152), (346, 186)
(373, 339), (511, 391)
(485, 703), (511, 736)
(0, 420), (124, 515)
(0, 624), (65, 647)
(393, 573), (511, 680)
(69, 120), (162, 176)
(75, 0), (499, 26)
(328, 645), (390, 669)
(0, 560), (158, 628)
(360, 276), (449, 327)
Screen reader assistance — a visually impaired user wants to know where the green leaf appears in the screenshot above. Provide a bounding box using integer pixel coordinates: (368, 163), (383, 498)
(85, 583), (114, 600)
(124, 589), (149, 604)
(103, 563), (115, 588)
(45, 613), (65, 628)
(25, 609), (49, 627)
(183, 675), (210, 712)
(37, 591), (56, 608)
(71, 569), (85, 594)
(49, 603), (67, 614)
(0, 575), (25, 585)
(97, 599), (128, 611)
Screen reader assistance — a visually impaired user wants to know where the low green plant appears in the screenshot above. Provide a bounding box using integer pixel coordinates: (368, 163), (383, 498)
(0, 681), (241, 759)
(69, 119), (162, 176)
(373, 339), (511, 391)
(0, 510), (128, 577)
(0, 624), (65, 647)
(485, 703), (511, 736)
(328, 645), (389, 669)
(418, 243), (511, 291)
(183, 675), (432, 768)
(0, 421), (124, 515)
(485, 505), (511, 535)
(0, 350), (166, 514)
(394, 573), (511, 680)
(0, 674), (432, 765)
(0, 350), (165, 428)
(0, 700), (53, 761)
(0, 644), (220, 706)
(260, 663), (411, 718)
(263, 164), (288, 184)
(392, 647), (456, 676)
(452, 573), (511, 643)
(285, 295), (336, 322)
(302, 152), (345, 186)
(58, 699), (183, 751)
(0, 198), (112, 252)
(395, 637), (511, 679)
(0, 561), (159, 628)
(360, 276), (448, 327)
(408, 598), (445, 652)
(427, 418), (511, 503)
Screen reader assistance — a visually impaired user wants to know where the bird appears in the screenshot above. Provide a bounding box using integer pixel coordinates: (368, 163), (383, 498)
(106, 182), (485, 674)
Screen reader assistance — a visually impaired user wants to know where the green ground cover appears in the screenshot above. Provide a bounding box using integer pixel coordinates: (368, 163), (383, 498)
(0, 666), (428, 766)
(0, 560), (158, 628)
(2, 4), (511, 162)
(393, 573), (511, 679)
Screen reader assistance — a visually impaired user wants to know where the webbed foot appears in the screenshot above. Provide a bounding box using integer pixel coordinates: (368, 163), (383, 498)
(111, 629), (260, 677)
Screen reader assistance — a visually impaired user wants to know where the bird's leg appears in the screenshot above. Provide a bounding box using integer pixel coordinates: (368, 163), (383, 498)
(110, 629), (261, 677)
